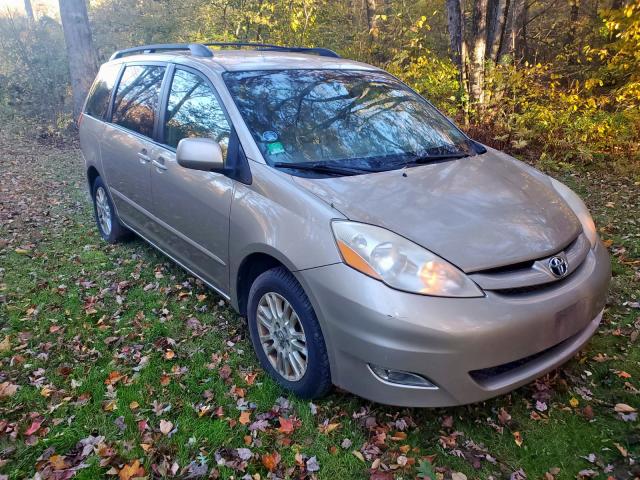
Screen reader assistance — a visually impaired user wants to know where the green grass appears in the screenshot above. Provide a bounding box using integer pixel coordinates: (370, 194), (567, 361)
(0, 133), (638, 479)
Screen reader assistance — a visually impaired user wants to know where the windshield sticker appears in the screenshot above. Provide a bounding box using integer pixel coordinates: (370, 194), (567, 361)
(262, 130), (279, 142)
(266, 141), (285, 155)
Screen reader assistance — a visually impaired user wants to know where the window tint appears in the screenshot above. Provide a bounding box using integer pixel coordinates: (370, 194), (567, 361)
(164, 69), (230, 155)
(84, 63), (120, 119)
(112, 65), (166, 137)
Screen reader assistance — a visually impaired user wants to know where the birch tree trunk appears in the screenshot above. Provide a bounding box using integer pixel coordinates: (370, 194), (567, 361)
(469, 0), (489, 108)
(58, 0), (98, 120)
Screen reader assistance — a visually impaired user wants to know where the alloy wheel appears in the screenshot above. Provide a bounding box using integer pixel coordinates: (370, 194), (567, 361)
(256, 292), (308, 381)
(95, 186), (112, 236)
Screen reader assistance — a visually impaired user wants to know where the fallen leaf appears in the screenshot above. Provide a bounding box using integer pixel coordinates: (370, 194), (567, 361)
(277, 416), (295, 434)
(306, 456), (320, 472)
(129, 401), (139, 410)
(614, 403), (636, 413)
(614, 442), (628, 457)
(105, 371), (124, 386)
(513, 431), (523, 447)
(24, 420), (42, 436)
(239, 411), (251, 425)
(159, 419), (173, 435)
(0, 382), (19, 398)
(452, 473), (467, 480)
(261, 452), (281, 471)
(49, 454), (67, 471)
(352, 450), (365, 462)
(119, 459), (144, 480)
(319, 422), (340, 434)
(498, 407), (511, 425)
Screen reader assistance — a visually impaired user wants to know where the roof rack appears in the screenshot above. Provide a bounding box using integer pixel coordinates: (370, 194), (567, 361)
(109, 43), (213, 61)
(204, 42), (340, 58)
(109, 42), (341, 61)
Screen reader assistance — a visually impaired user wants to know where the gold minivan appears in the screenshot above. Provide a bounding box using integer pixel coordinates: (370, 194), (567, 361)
(80, 43), (611, 407)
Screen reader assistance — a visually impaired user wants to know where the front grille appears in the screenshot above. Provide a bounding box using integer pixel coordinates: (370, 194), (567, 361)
(492, 271), (574, 296)
(468, 232), (590, 294)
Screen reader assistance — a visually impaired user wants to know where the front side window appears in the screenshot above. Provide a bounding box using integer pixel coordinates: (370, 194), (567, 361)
(84, 63), (120, 119)
(224, 69), (474, 169)
(112, 64), (166, 138)
(164, 69), (230, 157)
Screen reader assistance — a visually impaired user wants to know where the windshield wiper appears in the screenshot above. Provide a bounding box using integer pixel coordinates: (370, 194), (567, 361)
(408, 152), (470, 164)
(272, 161), (374, 176)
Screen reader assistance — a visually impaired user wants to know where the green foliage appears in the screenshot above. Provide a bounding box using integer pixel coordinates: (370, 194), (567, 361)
(0, 12), (69, 129)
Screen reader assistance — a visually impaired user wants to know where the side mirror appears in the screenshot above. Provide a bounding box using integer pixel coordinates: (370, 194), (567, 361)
(176, 137), (224, 172)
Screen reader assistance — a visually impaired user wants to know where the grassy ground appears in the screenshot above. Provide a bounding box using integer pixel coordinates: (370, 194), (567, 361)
(0, 130), (638, 480)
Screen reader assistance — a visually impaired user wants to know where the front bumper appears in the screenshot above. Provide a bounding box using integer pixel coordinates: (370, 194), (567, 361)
(296, 241), (611, 407)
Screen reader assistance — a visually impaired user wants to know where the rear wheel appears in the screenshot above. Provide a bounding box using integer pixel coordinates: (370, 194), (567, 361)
(92, 176), (129, 243)
(247, 267), (332, 398)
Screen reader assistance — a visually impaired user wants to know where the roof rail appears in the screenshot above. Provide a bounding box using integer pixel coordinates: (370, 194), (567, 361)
(109, 43), (213, 61)
(204, 42), (341, 58)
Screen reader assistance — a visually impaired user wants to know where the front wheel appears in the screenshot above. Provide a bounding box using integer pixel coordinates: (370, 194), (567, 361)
(92, 176), (129, 244)
(247, 267), (332, 399)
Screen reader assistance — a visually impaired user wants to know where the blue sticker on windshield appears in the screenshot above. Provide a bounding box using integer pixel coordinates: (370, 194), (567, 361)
(262, 130), (279, 142)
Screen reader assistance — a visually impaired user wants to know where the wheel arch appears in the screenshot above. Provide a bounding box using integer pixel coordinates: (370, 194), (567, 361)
(234, 251), (291, 317)
(87, 165), (101, 194)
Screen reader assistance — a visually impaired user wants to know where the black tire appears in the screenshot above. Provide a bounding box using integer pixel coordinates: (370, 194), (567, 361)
(91, 176), (130, 244)
(247, 266), (332, 399)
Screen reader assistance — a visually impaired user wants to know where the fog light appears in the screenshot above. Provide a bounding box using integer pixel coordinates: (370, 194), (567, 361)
(369, 364), (437, 389)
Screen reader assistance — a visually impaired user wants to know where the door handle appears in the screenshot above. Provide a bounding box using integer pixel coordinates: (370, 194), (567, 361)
(153, 157), (167, 171)
(137, 149), (151, 164)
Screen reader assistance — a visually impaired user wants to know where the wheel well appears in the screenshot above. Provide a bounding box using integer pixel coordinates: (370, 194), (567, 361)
(236, 253), (286, 316)
(87, 166), (100, 194)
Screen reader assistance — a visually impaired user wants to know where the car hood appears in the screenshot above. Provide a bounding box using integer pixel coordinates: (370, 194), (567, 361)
(292, 148), (582, 272)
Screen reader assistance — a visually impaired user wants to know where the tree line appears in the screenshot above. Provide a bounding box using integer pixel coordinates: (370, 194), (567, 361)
(1, 0), (638, 167)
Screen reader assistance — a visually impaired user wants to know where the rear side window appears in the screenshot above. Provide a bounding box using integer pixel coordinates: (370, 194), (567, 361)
(112, 64), (166, 138)
(163, 69), (230, 155)
(84, 63), (120, 119)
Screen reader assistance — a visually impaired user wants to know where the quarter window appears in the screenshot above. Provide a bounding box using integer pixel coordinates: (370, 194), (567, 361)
(84, 63), (120, 119)
(164, 69), (230, 156)
(112, 65), (166, 138)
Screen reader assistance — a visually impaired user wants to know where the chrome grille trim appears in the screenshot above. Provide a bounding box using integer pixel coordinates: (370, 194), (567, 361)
(469, 233), (590, 291)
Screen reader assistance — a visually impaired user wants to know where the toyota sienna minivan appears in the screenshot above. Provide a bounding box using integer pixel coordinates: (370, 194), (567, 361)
(79, 42), (611, 407)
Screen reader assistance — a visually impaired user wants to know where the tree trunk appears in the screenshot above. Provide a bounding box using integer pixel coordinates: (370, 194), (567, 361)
(58, 0), (98, 121)
(365, 0), (378, 38)
(24, 0), (34, 22)
(507, 0), (522, 59)
(469, 0), (489, 108)
(566, 0), (580, 46)
(445, 0), (464, 71)
(487, 0), (510, 63)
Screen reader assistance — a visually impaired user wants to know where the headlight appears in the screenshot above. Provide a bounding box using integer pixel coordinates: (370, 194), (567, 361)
(331, 221), (483, 297)
(549, 177), (598, 248)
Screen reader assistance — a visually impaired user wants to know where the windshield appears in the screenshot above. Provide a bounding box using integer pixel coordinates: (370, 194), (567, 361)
(223, 69), (475, 169)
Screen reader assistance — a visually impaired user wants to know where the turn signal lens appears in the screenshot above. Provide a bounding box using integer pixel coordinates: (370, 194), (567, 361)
(331, 221), (483, 297)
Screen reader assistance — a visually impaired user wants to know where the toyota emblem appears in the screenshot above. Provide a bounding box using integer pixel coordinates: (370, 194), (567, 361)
(548, 256), (568, 278)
